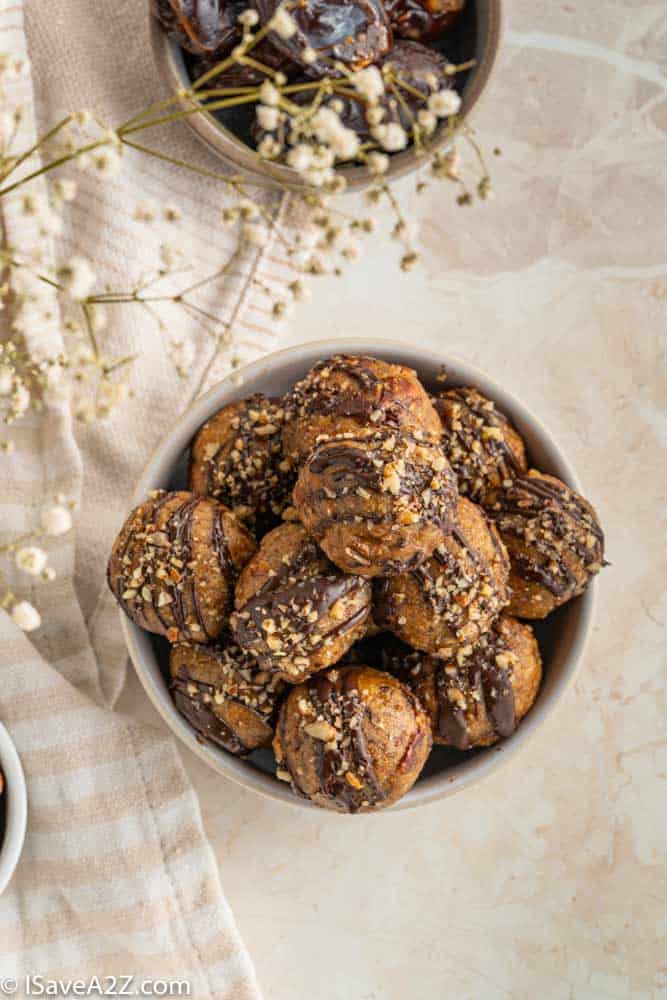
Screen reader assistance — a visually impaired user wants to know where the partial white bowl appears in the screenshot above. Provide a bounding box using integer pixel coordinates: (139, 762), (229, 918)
(122, 339), (596, 811)
(0, 721), (28, 893)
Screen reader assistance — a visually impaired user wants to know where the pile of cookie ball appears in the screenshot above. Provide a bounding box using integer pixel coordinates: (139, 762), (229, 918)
(108, 355), (605, 812)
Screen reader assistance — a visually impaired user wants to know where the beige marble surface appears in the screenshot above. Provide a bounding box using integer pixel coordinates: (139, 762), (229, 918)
(119, 1), (667, 996)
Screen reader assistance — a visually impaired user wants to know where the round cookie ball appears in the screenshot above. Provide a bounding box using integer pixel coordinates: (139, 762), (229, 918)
(433, 386), (527, 504)
(231, 522), (372, 683)
(273, 665), (432, 812)
(374, 496), (510, 654)
(403, 615), (542, 749)
(170, 636), (284, 754)
(293, 429), (457, 577)
(189, 394), (294, 534)
(485, 470), (605, 618)
(107, 490), (256, 643)
(282, 354), (442, 464)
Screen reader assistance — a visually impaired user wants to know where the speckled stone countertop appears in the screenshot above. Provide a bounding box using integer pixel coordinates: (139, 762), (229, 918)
(119, 1), (666, 995)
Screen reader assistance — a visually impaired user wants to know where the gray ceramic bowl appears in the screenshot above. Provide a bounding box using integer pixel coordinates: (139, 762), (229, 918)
(0, 722), (28, 893)
(150, 0), (502, 190)
(121, 339), (596, 812)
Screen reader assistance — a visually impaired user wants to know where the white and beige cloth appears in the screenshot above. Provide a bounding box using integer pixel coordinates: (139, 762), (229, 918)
(0, 0), (303, 992)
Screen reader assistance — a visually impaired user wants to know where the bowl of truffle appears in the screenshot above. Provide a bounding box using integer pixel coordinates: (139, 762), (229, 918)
(110, 341), (606, 813)
(0, 722), (28, 893)
(150, 0), (501, 188)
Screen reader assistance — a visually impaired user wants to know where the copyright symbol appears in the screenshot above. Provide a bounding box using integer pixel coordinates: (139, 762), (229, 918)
(0, 979), (17, 995)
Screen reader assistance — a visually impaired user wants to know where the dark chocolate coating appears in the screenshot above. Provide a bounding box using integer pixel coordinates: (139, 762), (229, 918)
(283, 354), (442, 464)
(170, 637), (284, 754)
(231, 522), (372, 682)
(401, 615), (542, 749)
(107, 490), (256, 643)
(433, 387), (528, 505)
(274, 664), (432, 812)
(189, 393), (295, 535)
(253, 0), (392, 77)
(485, 471), (605, 619)
(375, 496), (510, 655)
(293, 428), (457, 577)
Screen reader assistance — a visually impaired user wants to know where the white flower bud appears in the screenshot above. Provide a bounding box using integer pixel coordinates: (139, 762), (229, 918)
(15, 546), (48, 577)
(11, 600), (42, 632)
(41, 505), (72, 536)
(256, 104), (280, 131)
(0, 366), (13, 395)
(242, 222), (270, 248)
(269, 7), (297, 38)
(428, 89), (462, 118)
(57, 255), (96, 301)
(352, 66), (384, 103)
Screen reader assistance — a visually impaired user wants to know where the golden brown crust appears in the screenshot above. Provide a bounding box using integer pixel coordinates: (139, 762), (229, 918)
(107, 490), (256, 642)
(282, 354), (442, 463)
(403, 615), (542, 748)
(433, 387), (527, 504)
(273, 665), (432, 812)
(189, 394), (294, 533)
(230, 523), (372, 683)
(293, 429), (457, 577)
(170, 638), (285, 754)
(375, 497), (510, 655)
(485, 471), (605, 618)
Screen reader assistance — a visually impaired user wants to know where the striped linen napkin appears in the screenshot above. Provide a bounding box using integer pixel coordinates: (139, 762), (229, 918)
(0, 0), (303, 991)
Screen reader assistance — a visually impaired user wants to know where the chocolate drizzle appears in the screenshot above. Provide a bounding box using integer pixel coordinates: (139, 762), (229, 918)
(487, 472), (605, 599)
(434, 387), (527, 502)
(309, 669), (386, 812)
(191, 394), (294, 531)
(430, 624), (517, 749)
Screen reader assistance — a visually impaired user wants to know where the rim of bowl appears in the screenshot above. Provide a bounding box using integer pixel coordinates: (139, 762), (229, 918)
(149, 0), (503, 192)
(0, 721), (28, 894)
(121, 337), (597, 813)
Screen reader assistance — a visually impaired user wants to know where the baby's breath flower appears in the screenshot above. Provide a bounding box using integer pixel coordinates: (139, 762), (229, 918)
(90, 146), (122, 178)
(259, 80), (280, 107)
(353, 66), (384, 103)
(163, 203), (182, 222)
(401, 251), (420, 271)
(365, 106), (384, 126)
(256, 104), (280, 131)
(41, 505), (73, 537)
(269, 7), (297, 38)
(238, 8), (259, 26)
(242, 222), (270, 248)
(303, 46), (317, 65)
(366, 151), (389, 175)
(428, 89), (461, 118)
(74, 109), (92, 126)
(417, 109), (437, 135)
(288, 279), (311, 301)
(134, 199), (158, 222)
(11, 600), (41, 632)
(171, 339), (195, 375)
(238, 198), (260, 220)
(15, 546), (47, 577)
(374, 122), (407, 152)
(11, 384), (30, 414)
(257, 135), (282, 159)
(97, 379), (129, 415)
(52, 178), (77, 203)
(0, 366), (13, 396)
(286, 144), (313, 173)
(57, 255), (96, 301)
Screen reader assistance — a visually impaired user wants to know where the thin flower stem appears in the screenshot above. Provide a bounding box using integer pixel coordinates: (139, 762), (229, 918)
(0, 139), (105, 197)
(0, 114), (74, 183)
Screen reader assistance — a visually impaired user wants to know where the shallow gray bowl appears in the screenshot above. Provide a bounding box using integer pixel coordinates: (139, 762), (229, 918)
(150, 0), (502, 191)
(0, 721), (28, 893)
(121, 339), (596, 812)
